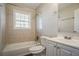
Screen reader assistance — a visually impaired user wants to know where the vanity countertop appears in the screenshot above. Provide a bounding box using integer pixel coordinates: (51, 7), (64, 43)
(41, 36), (79, 49)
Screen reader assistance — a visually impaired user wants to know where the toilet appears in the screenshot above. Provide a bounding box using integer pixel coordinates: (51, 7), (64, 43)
(29, 37), (46, 56)
(29, 45), (45, 55)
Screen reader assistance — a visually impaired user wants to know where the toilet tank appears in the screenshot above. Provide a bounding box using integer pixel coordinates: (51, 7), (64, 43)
(40, 37), (47, 47)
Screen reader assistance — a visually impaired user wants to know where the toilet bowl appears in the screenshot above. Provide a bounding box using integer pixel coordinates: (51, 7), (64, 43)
(29, 45), (45, 54)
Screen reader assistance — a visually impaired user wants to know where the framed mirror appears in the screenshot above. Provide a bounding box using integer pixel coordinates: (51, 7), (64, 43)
(58, 3), (79, 33)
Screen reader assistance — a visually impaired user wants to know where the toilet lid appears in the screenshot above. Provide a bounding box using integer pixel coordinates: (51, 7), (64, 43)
(29, 45), (45, 51)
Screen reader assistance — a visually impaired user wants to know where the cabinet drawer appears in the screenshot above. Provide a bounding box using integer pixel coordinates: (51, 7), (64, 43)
(57, 43), (79, 55)
(46, 39), (56, 45)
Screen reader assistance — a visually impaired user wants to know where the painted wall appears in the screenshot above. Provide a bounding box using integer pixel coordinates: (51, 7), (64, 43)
(5, 4), (36, 44)
(58, 4), (79, 32)
(74, 8), (79, 32)
(36, 4), (58, 37)
(0, 4), (6, 55)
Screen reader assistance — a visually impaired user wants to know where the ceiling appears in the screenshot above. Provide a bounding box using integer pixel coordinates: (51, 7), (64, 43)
(11, 3), (41, 9)
(10, 3), (79, 10)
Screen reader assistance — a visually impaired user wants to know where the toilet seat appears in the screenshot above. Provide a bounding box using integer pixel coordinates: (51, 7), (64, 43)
(29, 45), (45, 54)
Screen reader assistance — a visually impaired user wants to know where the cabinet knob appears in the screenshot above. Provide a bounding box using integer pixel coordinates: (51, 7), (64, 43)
(54, 46), (56, 47)
(57, 47), (60, 49)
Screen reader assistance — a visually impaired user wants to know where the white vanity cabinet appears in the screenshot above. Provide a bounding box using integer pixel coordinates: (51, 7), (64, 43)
(44, 39), (79, 56)
(46, 39), (72, 56)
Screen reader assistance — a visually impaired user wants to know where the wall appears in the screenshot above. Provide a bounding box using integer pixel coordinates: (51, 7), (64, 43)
(58, 4), (79, 32)
(74, 8), (79, 32)
(5, 4), (36, 44)
(36, 4), (58, 37)
(0, 4), (6, 55)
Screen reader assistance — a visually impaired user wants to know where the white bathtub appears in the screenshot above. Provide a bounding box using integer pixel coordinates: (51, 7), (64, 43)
(2, 41), (40, 56)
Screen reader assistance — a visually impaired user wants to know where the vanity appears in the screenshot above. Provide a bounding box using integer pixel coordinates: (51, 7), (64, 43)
(41, 36), (79, 56)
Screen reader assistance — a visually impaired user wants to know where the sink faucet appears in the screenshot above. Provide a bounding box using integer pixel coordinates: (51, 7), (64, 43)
(64, 36), (71, 40)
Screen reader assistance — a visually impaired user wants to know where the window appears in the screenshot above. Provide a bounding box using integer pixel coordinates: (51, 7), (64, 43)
(14, 12), (31, 29)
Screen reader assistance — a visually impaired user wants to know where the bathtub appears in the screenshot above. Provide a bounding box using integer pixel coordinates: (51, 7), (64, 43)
(2, 41), (40, 56)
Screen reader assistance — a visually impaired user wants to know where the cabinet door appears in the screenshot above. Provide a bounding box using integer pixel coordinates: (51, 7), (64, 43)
(71, 49), (79, 56)
(59, 48), (72, 56)
(46, 43), (57, 56)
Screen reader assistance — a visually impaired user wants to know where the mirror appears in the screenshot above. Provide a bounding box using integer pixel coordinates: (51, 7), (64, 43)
(58, 3), (79, 33)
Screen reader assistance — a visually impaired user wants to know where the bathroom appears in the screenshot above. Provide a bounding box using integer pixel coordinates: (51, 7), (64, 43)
(0, 3), (79, 56)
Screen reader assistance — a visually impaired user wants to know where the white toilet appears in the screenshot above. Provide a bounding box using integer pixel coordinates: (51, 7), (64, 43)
(29, 45), (45, 55)
(29, 38), (45, 56)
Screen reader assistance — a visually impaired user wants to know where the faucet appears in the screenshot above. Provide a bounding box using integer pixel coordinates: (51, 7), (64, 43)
(64, 36), (71, 40)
